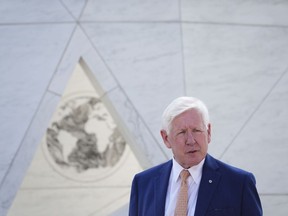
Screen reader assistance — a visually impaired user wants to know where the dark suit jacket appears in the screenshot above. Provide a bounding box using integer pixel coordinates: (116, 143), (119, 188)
(129, 154), (262, 216)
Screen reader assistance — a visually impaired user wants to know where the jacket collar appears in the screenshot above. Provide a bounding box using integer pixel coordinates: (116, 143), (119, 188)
(194, 154), (221, 216)
(154, 160), (172, 215)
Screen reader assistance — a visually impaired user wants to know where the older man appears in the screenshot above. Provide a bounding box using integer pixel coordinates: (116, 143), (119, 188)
(129, 96), (262, 216)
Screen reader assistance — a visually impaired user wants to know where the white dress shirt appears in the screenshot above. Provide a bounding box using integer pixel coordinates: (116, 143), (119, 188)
(165, 158), (205, 216)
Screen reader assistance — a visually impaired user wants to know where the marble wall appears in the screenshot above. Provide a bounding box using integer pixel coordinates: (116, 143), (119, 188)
(0, 0), (288, 215)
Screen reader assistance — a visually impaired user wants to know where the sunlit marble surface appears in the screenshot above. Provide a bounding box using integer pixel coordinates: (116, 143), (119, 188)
(48, 26), (118, 97)
(80, 0), (179, 21)
(1, 0), (288, 215)
(0, 0), (73, 23)
(9, 188), (131, 216)
(182, 1), (288, 214)
(181, 0), (288, 26)
(0, 23), (74, 182)
(183, 24), (288, 158)
(222, 70), (288, 194)
(0, 92), (60, 212)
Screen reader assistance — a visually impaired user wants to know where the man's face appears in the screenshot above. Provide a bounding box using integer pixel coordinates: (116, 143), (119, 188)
(161, 109), (211, 169)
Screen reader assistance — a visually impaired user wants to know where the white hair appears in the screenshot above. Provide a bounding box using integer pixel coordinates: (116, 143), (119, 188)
(161, 96), (210, 133)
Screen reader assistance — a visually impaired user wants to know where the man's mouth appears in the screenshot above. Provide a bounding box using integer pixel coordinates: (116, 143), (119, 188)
(187, 150), (198, 154)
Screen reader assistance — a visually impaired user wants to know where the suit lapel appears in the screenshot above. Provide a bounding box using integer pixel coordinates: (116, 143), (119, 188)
(154, 160), (172, 215)
(194, 154), (221, 216)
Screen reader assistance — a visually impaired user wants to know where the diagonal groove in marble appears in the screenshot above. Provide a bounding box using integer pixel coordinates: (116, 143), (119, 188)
(78, 24), (125, 88)
(220, 67), (288, 194)
(0, 93), (64, 191)
(219, 65), (288, 159)
(0, 92), (61, 215)
(59, 0), (88, 22)
(78, 23), (170, 160)
(0, 98), (43, 189)
(46, 25), (78, 95)
(58, 0), (77, 22)
(0, 23), (76, 189)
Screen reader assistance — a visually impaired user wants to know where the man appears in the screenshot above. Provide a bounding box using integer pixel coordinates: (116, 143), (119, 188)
(129, 96), (262, 216)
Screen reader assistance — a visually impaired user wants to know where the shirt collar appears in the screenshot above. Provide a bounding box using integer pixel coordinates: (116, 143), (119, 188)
(171, 157), (205, 185)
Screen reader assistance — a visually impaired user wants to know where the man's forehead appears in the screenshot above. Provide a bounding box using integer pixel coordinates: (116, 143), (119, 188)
(172, 119), (205, 129)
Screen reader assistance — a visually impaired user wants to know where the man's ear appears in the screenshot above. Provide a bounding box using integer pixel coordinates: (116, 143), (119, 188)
(207, 123), (212, 144)
(160, 130), (171, 149)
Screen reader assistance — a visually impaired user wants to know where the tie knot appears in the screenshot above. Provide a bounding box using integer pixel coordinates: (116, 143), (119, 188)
(180, 169), (190, 181)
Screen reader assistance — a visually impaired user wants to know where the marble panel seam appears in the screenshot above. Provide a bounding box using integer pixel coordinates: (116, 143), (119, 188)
(47, 24), (78, 92)
(78, 23), (118, 83)
(47, 89), (62, 97)
(178, 17), (187, 94)
(80, 20), (183, 24)
(2, 21), (288, 28)
(181, 20), (288, 29)
(260, 193), (288, 196)
(16, 186), (131, 190)
(108, 87), (169, 161)
(0, 21), (77, 26)
(75, 0), (89, 21)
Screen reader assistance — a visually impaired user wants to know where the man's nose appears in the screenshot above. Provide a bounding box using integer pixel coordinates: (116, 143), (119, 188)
(186, 131), (196, 145)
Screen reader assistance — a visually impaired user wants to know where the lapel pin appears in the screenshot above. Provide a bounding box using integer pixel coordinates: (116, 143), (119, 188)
(209, 180), (212, 183)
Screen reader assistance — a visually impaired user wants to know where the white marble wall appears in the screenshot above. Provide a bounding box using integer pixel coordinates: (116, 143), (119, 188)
(182, 0), (288, 214)
(0, 0), (288, 215)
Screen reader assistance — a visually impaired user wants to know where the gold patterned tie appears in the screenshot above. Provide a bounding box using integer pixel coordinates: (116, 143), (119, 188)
(175, 169), (190, 216)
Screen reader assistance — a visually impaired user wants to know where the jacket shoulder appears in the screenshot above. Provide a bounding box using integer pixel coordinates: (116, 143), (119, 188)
(134, 160), (172, 180)
(206, 155), (256, 182)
